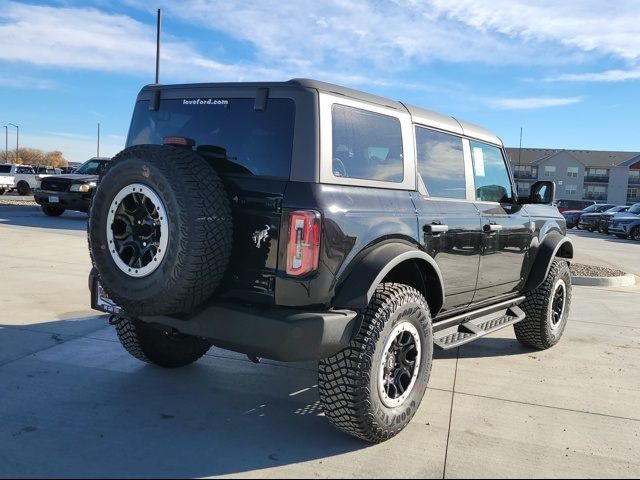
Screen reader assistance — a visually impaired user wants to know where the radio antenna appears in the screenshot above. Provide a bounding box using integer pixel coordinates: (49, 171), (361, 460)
(155, 9), (161, 84)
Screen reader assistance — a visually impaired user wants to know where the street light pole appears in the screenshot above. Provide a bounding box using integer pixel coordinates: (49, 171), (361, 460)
(97, 122), (100, 158)
(3, 125), (7, 161)
(8, 123), (18, 163)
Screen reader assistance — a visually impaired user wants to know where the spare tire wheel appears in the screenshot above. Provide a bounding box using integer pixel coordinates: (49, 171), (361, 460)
(88, 144), (233, 316)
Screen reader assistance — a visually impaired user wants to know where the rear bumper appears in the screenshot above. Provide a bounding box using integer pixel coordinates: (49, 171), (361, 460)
(89, 269), (358, 362)
(34, 189), (91, 212)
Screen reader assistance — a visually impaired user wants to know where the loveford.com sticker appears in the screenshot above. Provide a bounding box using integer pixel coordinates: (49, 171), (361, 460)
(182, 98), (229, 106)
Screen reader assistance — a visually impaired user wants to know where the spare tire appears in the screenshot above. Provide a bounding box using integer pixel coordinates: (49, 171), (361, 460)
(88, 144), (233, 316)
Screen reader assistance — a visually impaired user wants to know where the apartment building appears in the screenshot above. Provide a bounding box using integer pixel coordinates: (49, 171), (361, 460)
(506, 148), (640, 205)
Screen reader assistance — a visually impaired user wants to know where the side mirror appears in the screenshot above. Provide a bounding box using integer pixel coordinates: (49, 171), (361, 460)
(526, 181), (556, 205)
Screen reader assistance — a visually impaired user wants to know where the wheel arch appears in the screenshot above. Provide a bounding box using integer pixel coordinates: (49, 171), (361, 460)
(522, 232), (573, 292)
(333, 242), (445, 317)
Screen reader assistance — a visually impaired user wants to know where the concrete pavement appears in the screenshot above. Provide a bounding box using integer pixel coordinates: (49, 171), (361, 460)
(0, 205), (639, 478)
(568, 228), (640, 277)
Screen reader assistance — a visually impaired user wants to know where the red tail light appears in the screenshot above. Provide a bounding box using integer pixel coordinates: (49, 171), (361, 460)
(286, 210), (321, 277)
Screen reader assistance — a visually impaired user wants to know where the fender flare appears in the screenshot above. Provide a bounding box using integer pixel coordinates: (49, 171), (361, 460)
(333, 242), (445, 311)
(522, 233), (573, 292)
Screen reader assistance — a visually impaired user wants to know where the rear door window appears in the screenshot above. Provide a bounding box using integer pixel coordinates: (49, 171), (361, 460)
(415, 127), (466, 199)
(127, 98), (295, 179)
(0, 165), (10, 173)
(331, 104), (404, 183)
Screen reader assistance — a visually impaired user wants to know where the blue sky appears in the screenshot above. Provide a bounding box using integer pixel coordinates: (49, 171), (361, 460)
(1, 0), (640, 163)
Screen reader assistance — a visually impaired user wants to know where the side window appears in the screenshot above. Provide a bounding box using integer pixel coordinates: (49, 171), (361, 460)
(415, 127), (466, 199)
(470, 141), (514, 203)
(331, 104), (403, 183)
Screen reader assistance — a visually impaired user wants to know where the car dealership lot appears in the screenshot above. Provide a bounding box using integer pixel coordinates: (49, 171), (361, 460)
(0, 205), (639, 478)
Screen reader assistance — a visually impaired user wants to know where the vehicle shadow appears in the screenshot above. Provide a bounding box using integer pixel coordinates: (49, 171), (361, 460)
(433, 336), (534, 360)
(0, 318), (366, 478)
(0, 205), (87, 231)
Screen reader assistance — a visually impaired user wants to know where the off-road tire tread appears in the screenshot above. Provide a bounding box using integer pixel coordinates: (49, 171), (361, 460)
(318, 283), (432, 443)
(115, 316), (212, 368)
(515, 260), (571, 350)
(88, 145), (233, 316)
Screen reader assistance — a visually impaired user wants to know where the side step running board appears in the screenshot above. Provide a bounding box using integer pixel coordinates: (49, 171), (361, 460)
(433, 299), (526, 350)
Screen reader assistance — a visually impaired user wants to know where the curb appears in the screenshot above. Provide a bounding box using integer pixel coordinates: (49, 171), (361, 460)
(571, 274), (637, 287)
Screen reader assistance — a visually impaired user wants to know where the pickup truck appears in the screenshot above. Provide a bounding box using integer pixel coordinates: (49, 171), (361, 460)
(0, 173), (15, 195)
(0, 164), (39, 195)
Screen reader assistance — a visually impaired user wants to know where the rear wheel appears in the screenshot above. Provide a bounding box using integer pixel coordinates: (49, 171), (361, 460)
(17, 181), (30, 196)
(631, 226), (640, 241)
(0, 188), (5, 195)
(515, 260), (571, 350)
(114, 316), (212, 368)
(41, 205), (65, 217)
(318, 283), (433, 443)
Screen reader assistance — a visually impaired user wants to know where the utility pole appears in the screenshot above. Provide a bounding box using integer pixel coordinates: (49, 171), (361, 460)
(8, 123), (18, 163)
(97, 122), (101, 158)
(155, 9), (161, 84)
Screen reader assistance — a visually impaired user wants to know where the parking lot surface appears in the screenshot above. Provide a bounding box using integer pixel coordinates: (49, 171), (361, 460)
(1, 205), (639, 478)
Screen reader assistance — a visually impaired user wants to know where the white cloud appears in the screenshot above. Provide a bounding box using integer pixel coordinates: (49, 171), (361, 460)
(489, 96), (584, 110)
(429, 0), (640, 61)
(125, 0), (572, 72)
(548, 69), (640, 83)
(0, 2), (284, 82)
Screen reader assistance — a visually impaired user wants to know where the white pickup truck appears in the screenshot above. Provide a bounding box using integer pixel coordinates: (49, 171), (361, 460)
(0, 172), (14, 195)
(0, 164), (39, 195)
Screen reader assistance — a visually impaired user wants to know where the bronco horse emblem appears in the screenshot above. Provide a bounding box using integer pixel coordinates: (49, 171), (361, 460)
(252, 225), (271, 248)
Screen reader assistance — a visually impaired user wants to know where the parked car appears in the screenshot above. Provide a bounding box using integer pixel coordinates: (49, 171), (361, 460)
(608, 203), (640, 239)
(562, 203), (615, 229)
(0, 163), (39, 195)
(33, 157), (112, 216)
(87, 79), (573, 443)
(556, 199), (595, 213)
(32, 165), (62, 176)
(579, 205), (630, 233)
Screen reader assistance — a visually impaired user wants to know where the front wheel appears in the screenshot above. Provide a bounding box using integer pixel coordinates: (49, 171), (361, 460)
(514, 260), (571, 350)
(41, 205), (65, 217)
(318, 283), (433, 443)
(114, 316), (213, 368)
(631, 226), (640, 241)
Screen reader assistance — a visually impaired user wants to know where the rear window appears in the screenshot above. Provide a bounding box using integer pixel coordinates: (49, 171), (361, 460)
(127, 98), (296, 179)
(0, 165), (10, 173)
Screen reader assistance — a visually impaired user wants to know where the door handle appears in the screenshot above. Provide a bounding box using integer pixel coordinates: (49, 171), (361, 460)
(483, 223), (503, 233)
(424, 223), (449, 234)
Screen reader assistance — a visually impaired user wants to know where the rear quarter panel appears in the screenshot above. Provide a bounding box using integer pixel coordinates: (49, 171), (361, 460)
(275, 182), (419, 307)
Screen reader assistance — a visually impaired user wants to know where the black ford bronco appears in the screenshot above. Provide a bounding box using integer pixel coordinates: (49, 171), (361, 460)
(88, 79), (573, 443)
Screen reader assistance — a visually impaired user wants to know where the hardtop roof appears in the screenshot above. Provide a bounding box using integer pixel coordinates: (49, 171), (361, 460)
(140, 78), (502, 146)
